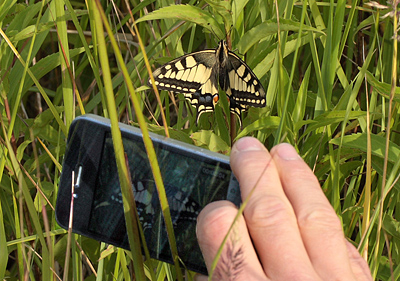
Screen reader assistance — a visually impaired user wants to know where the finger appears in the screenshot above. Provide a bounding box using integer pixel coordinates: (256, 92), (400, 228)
(194, 274), (208, 281)
(345, 241), (373, 281)
(230, 137), (319, 279)
(196, 201), (267, 280)
(270, 143), (358, 280)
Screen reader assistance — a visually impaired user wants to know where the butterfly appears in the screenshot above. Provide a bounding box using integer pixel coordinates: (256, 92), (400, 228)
(148, 41), (266, 126)
(109, 179), (200, 233)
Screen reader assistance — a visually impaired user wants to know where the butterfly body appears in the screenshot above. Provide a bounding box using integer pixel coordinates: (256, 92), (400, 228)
(148, 41), (266, 125)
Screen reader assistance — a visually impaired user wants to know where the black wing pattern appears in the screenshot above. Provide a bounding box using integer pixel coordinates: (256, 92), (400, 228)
(148, 41), (266, 125)
(134, 179), (200, 232)
(221, 49), (267, 118)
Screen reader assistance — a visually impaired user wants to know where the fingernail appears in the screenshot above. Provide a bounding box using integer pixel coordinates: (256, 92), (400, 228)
(234, 137), (265, 152)
(275, 143), (301, 160)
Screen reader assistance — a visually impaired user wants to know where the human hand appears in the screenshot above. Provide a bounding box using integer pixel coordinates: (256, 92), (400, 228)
(196, 137), (372, 280)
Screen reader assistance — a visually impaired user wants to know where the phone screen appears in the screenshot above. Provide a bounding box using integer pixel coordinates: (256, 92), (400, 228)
(88, 132), (238, 273)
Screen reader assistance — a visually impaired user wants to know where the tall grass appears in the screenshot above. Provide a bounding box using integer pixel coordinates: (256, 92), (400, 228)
(0, 0), (399, 280)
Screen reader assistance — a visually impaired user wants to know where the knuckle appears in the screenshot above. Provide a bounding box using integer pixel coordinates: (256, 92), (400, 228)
(297, 205), (342, 232)
(244, 195), (294, 229)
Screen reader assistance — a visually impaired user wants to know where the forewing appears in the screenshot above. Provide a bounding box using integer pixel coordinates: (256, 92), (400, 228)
(148, 51), (219, 123)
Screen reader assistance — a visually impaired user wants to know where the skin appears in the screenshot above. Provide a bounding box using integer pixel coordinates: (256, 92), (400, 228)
(196, 137), (373, 281)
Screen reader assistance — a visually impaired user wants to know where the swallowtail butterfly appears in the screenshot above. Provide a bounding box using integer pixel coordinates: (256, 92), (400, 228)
(108, 179), (200, 233)
(148, 41), (266, 126)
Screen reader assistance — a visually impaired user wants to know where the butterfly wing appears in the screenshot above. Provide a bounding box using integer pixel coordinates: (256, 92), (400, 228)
(221, 51), (266, 124)
(148, 51), (219, 123)
(133, 180), (155, 233)
(149, 42), (266, 125)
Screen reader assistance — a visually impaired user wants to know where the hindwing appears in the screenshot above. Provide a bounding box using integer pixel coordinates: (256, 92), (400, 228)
(222, 51), (266, 119)
(109, 179), (200, 235)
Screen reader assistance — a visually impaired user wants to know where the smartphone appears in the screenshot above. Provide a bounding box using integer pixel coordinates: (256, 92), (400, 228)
(55, 114), (240, 274)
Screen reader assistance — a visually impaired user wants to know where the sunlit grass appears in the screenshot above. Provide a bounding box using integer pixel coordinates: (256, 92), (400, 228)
(0, 0), (399, 280)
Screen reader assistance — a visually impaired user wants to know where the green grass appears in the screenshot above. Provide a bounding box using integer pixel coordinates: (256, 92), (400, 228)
(1, 0), (399, 280)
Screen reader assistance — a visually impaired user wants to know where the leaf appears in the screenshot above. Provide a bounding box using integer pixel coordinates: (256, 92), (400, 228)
(383, 214), (400, 239)
(0, 2), (24, 26)
(204, 0), (232, 30)
(135, 5), (224, 39)
(16, 140), (31, 162)
(40, 181), (55, 197)
(5, 2), (42, 34)
(231, 0), (250, 26)
(145, 123), (193, 144)
(99, 245), (117, 260)
(371, 155), (400, 192)
(236, 116), (280, 139)
(252, 32), (317, 79)
(299, 111), (367, 139)
(29, 107), (64, 145)
(330, 133), (400, 164)
(22, 47), (86, 95)
(11, 10), (88, 42)
(0, 201), (7, 280)
(238, 18), (326, 54)
(24, 144), (66, 174)
(191, 130), (230, 154)
(292, 64), (311, 125)
(365, 71), (400, 102)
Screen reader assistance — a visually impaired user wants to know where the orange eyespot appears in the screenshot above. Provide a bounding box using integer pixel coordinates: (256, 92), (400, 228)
(213, 95), (219, 103)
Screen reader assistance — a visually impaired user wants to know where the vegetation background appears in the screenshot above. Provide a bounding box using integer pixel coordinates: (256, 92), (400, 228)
(0, 0), (399, 280)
